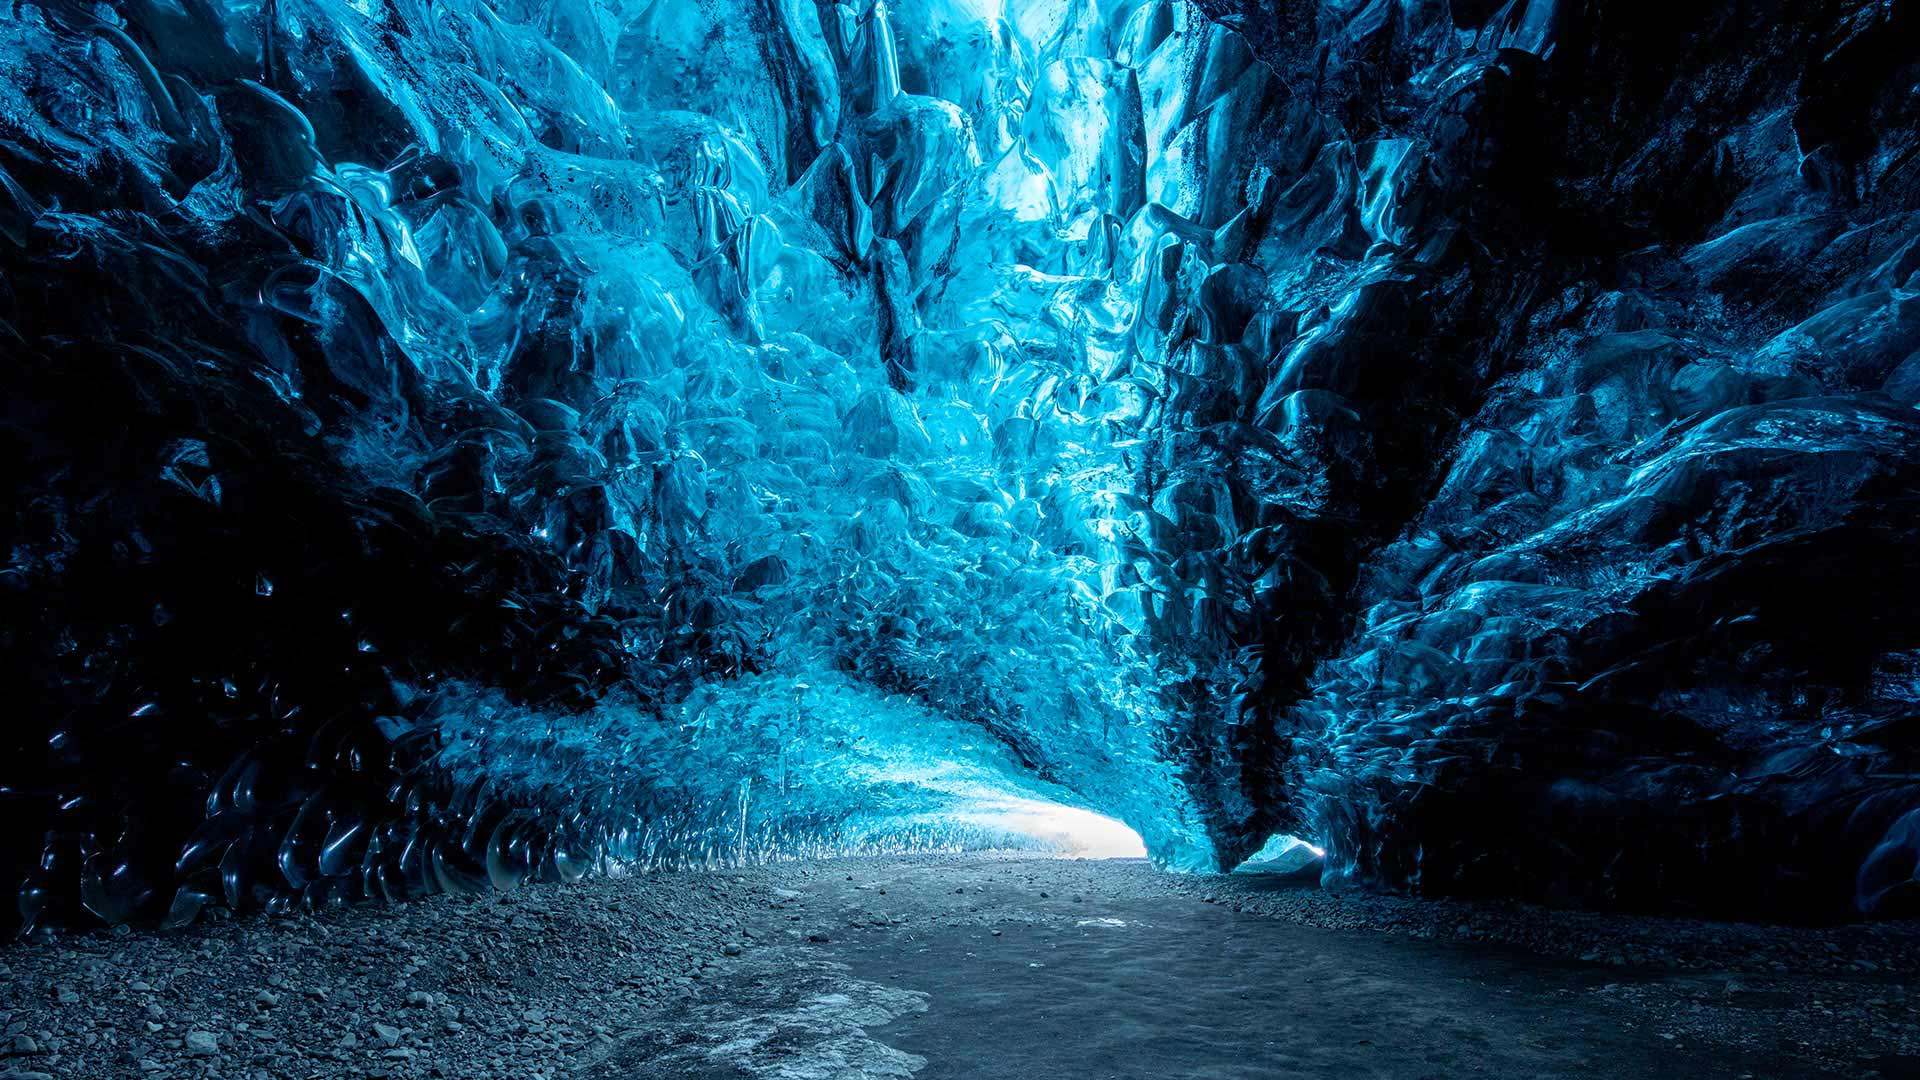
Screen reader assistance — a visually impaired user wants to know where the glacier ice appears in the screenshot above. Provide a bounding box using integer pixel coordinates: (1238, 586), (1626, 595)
(0, 0), (1918, 929)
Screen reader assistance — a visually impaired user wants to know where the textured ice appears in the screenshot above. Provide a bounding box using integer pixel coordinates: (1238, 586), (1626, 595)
(1, 0), (1918, 928)
(0, 0), (1224, 930)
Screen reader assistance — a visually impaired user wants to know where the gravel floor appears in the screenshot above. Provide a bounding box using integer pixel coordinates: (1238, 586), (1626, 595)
(0, 867), (786, 1080)
(1, 855), (1917, 1078)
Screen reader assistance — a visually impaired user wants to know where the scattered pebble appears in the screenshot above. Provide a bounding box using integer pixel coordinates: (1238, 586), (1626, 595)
(3, 854), (1916, 1080)
(184, 1030), (218, 1056)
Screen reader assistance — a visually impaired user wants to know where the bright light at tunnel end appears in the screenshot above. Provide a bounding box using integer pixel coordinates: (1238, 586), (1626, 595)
(1239, 834), (1326, 868)
(954, 797), (1148, 859)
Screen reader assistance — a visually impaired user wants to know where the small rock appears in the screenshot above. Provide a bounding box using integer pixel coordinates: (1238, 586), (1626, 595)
(184, 1030), (218, 1056)
(371, 1023), (402, 1048)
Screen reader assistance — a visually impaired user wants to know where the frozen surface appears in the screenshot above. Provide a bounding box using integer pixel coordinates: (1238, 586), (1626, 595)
(0, 0), (1918, 928)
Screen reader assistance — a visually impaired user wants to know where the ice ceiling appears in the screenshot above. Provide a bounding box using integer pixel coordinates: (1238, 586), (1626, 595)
(2, 0), (1919, 929)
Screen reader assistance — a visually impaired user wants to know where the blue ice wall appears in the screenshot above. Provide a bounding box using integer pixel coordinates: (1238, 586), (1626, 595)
(0, 0), (1243, 929)
(3, 0), (1919, 927)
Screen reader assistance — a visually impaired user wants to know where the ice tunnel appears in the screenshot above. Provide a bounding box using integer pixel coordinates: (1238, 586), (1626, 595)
(2, 0), (1919, 933)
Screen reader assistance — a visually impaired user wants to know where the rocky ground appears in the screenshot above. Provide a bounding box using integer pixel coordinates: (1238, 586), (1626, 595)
(0, 866), (778, 1080)
(1, 855), (1918, 1078)
(1177, 865), (1920, 1077)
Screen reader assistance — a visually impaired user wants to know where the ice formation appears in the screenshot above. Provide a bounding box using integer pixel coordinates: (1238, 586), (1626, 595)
(1, 0), (1917, 929)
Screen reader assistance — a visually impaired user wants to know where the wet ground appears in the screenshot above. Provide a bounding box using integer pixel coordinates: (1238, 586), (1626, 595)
(579, 858), (1851, 1080)
(5, 854), (1919, 1078)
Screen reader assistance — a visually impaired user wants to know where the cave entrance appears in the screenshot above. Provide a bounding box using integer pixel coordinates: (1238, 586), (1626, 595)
(942, 795), (1148, 860)
(1235, 834), (1325, 875)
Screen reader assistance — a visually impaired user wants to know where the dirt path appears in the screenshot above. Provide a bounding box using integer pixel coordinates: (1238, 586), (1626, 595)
(4, 855), (1919, 1078)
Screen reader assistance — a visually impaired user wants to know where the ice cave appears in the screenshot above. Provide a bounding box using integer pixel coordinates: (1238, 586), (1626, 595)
(1, 0), (1918, 1074)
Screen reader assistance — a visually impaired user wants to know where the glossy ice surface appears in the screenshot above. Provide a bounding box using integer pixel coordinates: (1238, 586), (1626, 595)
(2, 0), (1918, 927)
